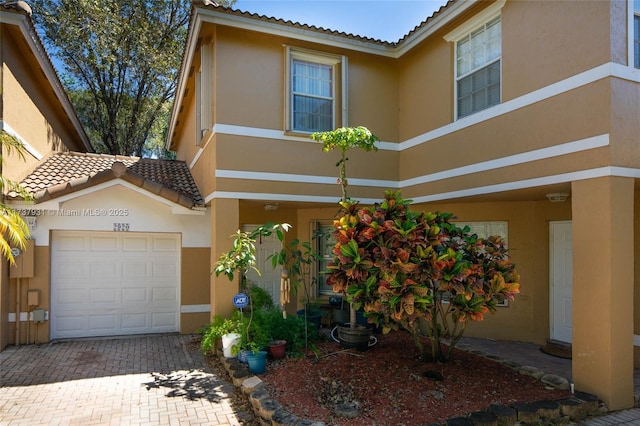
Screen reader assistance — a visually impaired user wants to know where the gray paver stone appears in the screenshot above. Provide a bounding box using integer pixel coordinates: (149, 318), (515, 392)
(469, 410), (498, 426)
(258, 398), (282, 420)
(271, 408), (299, 426)
(488, 404), (518, 426)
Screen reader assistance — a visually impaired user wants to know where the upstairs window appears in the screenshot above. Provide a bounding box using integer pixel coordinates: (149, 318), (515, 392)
(455, 16), (501, 118)
(635, 0), (640, 68)
(287, 49), (343, 133)
(444, 0), (505, 119)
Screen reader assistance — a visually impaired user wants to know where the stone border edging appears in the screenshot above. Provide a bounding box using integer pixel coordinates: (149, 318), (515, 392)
(216, 349), (607, 425)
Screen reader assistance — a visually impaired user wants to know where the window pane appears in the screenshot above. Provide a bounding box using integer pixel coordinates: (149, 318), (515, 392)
(456, 16), (501, 78)
(635, 0), (640, 12)
(292, 58), (334, 132)
(635, 15), (640, 69)
(457, 60), (500, 118)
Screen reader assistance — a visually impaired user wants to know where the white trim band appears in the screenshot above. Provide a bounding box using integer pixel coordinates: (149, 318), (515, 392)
(181, 304), (211, 314)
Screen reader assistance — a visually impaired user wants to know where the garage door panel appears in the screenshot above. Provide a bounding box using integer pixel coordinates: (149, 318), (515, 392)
(90, 236), (119, 251)
(56, 315), (86, 333)
(123, 237), (150, 252)
(57, 235), (86, 251)
(151, 287), (178, 302)
(51, 231), (180, 339)
(122, 313), (147, 330)
(89, 314), (117, 332)
(90, 262), (119, 278)
(153, 237), (179, 252)
(153, 262), (178, 278)
(151, 312), (178, 328)
(122, 287), (148, 303)
(122, 261), (150, 278)
(56, 289), (85, 304)
(89, 288), (118, 304)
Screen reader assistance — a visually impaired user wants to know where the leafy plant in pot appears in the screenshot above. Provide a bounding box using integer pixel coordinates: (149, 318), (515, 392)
(199, 311), (243, 357)
(311, 126), (379, 350)
(212, 223), (290, 364)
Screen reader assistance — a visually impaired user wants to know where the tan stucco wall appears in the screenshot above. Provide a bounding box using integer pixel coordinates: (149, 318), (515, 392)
(0, 259), (8, 350)
(2, 28), (85, 181)
(181, 247), (211, 333)
(502, 0), (612, 100)
(5, 245), (50, 346)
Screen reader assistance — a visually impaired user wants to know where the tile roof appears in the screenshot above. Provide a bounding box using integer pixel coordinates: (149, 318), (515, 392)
(195, 0), (455, 46)
(16, 152), (204, 208)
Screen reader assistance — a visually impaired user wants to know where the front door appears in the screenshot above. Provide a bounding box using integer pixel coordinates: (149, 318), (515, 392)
(550, 221), (573, 343)
(242, 225), (283, 307)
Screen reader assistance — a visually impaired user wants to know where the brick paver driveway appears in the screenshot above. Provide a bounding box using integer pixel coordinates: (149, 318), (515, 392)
(0, 334), (253, 425)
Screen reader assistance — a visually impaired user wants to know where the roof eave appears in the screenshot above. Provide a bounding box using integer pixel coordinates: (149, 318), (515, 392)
(0, 7), (94, 152)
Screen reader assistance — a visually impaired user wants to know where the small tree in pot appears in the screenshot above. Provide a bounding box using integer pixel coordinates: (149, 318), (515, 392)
(311, 126), (378, 333)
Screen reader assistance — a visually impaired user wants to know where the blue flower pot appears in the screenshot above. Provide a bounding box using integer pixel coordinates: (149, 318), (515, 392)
(238, 349), (251, 364)
(246, 350), (268, 375)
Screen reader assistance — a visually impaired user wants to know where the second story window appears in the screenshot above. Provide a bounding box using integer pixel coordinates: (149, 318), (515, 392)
(455, 16), (501, 119)
(287, 49), (343, 133)
(635, 0), (640, 68)
(444, 0), (505, 120)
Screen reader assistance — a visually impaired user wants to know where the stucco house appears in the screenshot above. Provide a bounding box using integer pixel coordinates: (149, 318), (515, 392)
(1, 2), (209, 349)
(164, 0), (640, 411)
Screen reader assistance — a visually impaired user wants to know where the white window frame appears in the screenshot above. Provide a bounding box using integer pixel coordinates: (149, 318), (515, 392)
(196, 41), (213, 146)
(444, 0), (505, 120)
(630, 0), (640, 69)
(314, 222), (338, 297)
(285, 47), (347, 133)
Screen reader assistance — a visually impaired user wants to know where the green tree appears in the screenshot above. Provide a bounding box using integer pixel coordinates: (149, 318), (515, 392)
(0, 131), (32, 264)
(32, 0), (235, 156)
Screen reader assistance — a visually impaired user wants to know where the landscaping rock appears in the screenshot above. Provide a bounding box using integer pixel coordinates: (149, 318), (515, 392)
(573, 391), (602, 416)
(540, 373), (570, 390)
(488, 404), (517, 425)
(271, 409), (298, 426)
(334, 403), (359, 419)
(518, 365), (545, 380)
(241, 376), (263, 394)
(445, 416), (474, 425)
(557, 397), (589, 421)
(469, 410), (498, 425)
(258, 398), (282, 420)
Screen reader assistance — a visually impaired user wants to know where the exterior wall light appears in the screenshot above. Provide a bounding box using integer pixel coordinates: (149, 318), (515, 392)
(546, 193), (570, 203)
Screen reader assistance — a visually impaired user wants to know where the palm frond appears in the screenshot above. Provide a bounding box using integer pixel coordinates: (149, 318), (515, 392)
(0, 203), (30, 265)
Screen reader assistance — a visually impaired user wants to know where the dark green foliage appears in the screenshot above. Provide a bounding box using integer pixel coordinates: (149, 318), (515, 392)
(31, 0), (236, 156)
(199, 311), (243, 353)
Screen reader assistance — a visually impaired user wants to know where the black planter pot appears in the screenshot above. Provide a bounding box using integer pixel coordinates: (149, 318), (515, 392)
(335, 324), (373, 351)
(296, 309), (324, 330)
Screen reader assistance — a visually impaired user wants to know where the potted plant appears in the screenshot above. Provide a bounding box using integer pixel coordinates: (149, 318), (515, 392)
(212, 223), (290, 362)
(200, 311), (243, 357)
(311, 126), (379, 350)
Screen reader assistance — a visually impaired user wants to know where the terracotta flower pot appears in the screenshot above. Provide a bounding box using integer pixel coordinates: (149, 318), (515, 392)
(268, 340), (287, 359)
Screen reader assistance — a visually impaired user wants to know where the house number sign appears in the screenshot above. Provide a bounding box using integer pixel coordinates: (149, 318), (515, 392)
(113, 223), (130, 231)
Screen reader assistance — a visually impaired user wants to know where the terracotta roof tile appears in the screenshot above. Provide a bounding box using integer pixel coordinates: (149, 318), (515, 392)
(196, 0), (455, 45)
(17, 152), (204, 208)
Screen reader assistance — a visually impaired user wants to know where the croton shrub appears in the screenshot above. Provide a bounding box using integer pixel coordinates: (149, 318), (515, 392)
(326, 190), (520, 362)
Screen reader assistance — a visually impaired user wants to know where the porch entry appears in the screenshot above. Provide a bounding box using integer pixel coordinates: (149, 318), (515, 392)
(550, 221), (573, 343)
(242, 225), (283, 307)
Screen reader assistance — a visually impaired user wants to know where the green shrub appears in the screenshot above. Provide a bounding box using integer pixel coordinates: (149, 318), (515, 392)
(199, 311), (243, 353)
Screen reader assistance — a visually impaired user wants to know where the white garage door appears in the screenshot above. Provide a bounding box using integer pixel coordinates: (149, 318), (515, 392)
(51, 231), (181, 339)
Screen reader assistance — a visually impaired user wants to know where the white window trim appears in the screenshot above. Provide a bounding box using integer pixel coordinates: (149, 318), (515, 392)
(443, 0), (506, 42)
(285, 46), (346, 133)
(444, 0), (505, 121)
(630, 0), (640, 68)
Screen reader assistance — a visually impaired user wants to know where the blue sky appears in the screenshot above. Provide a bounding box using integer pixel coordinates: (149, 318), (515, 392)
(233, 0), (450, 42)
